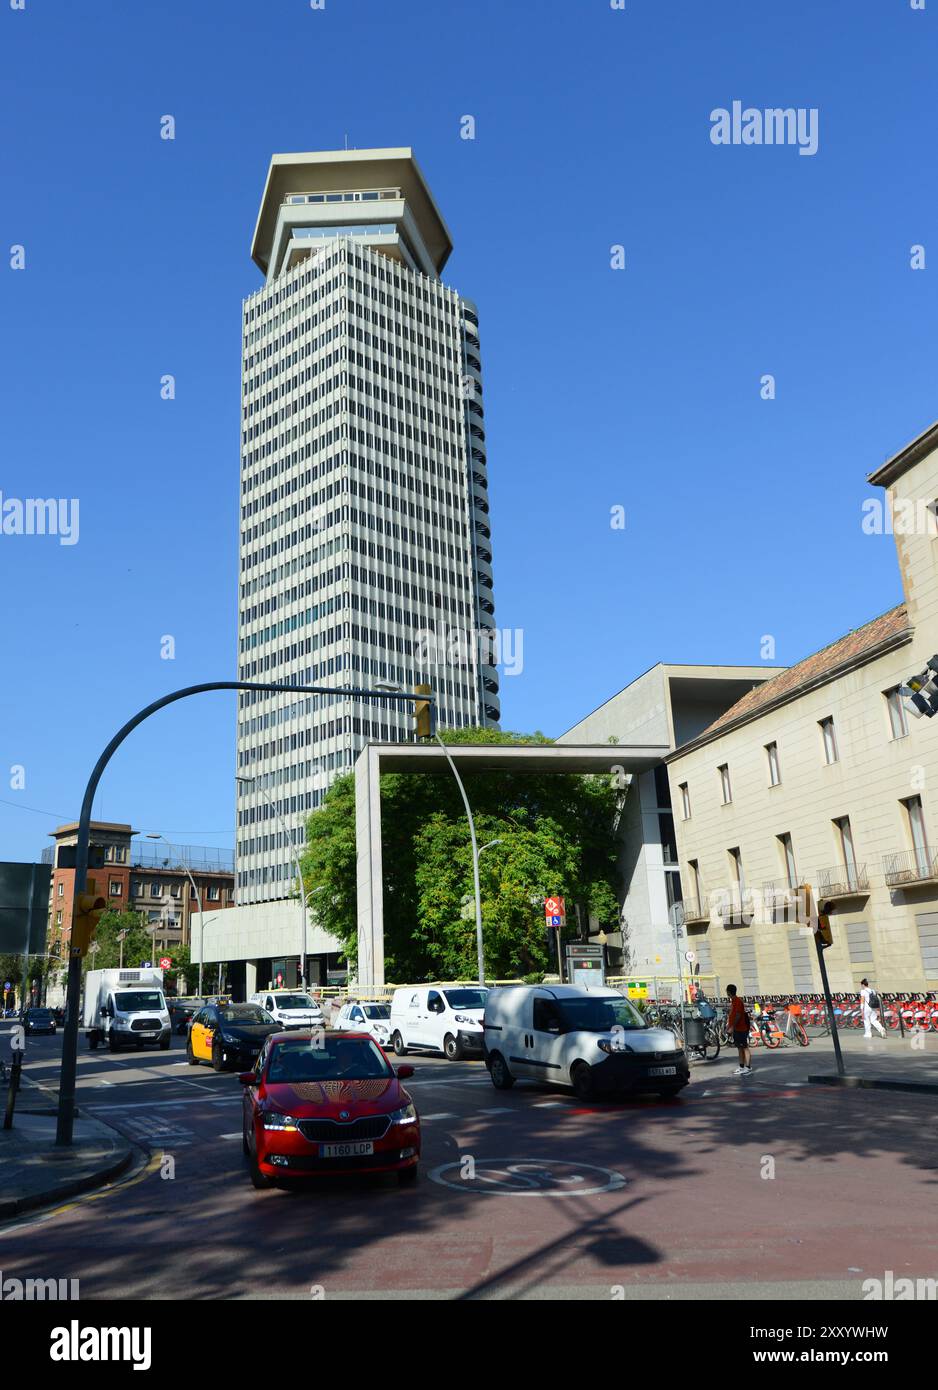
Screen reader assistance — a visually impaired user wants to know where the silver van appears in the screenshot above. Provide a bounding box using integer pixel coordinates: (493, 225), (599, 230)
(482, 984), (689, 1100)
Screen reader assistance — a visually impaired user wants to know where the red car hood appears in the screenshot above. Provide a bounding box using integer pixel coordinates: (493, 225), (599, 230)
(262, 1076), (408, 1117)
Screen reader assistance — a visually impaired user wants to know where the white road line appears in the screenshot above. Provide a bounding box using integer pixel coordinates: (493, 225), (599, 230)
(420, 1112), (455, 1121)
(219, 1133), (242, 1141)
(532, 1101), (565, 1108)
(477, 1107), (512, 1114)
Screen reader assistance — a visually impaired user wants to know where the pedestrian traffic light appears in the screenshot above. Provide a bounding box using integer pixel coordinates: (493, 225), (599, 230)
(414, 683), (433, 739)
(900, 656), (938, 718)
(71, 877), (107, 956)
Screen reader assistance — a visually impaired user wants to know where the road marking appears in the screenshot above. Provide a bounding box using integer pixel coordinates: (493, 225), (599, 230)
(219, 1133), (242, 1141)
(532, 1101), (565, 1109)
(478, 1107), (512, 1114)
(420, 1112), (455, 1121)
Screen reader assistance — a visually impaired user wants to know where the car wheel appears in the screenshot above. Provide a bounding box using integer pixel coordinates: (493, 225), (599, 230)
(392, 1032), (407, 1056)
(186, 1038), (197, 1066)
(108, 1034), (119, 1053)
(242, 1127), (250, 1157)
(159, 1038), (170, 1051)
(212, 1039), (226, 1072)
(488, 1052), (515, 1089)
(443, 1033), (462, 1061)
(571, 1062), (594, 1101)
(397, 1164), (418, 1187)
(89, 1034), (99, 1051)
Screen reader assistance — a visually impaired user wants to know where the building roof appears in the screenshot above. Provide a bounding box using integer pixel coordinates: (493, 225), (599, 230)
(50, 821), (135, 839)
(868, 418), (938, 488)
(250, 148), (454, 276)
(667, 604), (912, 758)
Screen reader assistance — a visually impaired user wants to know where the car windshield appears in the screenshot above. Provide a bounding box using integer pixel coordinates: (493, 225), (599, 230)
(442, 988), (488, 1009)
(219, 1006), (271, 1025)
(272, 995), (316, 1009)
(557, 996), (646, 1032)
(267, 1036), (391, 1083)
(115, 991), (164, 1012)
(29, 1009), (52, 1018)
(362, 1004), (390, 1019)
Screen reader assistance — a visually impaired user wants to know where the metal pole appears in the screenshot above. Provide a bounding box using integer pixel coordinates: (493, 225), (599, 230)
(804, 882), (845, 1078)
(434, 734), (485, 985)
(55, 678), (433, 1146)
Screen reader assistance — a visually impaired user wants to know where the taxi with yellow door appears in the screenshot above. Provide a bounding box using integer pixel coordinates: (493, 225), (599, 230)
(187, 1001), (279, 1072)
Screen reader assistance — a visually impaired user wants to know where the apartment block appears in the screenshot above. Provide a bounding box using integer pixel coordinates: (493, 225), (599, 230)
(666, 420), (938, 994)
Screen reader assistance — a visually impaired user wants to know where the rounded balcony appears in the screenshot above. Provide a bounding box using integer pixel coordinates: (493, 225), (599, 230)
(479, 596), (495, 616)
(469, 424), (486, 444)
(483, 699), (501, 725)
(476, 555), (494, 586)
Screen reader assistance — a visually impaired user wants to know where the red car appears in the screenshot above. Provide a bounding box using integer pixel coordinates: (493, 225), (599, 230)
(240, 1030), (420, 1189)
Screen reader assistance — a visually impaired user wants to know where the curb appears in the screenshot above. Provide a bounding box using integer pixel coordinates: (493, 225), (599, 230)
(0, 1142), (136, 1219)
(808, 1073), (938, 1096)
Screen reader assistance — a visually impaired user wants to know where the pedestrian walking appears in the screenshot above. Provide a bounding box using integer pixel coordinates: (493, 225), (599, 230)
(859, 978), (886, 1039)
(726, 983), (752, 1075)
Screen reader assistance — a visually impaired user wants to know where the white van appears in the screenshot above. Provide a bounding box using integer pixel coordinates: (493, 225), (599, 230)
(249, 990), (324, 1030)
(482, 985), (689, 1100)
(389, 985), (489, 1060)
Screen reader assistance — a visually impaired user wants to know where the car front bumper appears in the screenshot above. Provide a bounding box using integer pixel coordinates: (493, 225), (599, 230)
(257, 1121), (420, 1177)
(590, 1049), (690, 1093)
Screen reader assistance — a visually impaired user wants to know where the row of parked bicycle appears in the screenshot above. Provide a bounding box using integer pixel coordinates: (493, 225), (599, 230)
(742, 992), (938, 1032)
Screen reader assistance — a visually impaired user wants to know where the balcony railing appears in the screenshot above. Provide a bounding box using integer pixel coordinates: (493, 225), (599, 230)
(760, 881), (801, 922)
(815, 864), (870, 898)
(714, 887), (754, 925)
(681, 897), (709, 924)
(883, 848), (938, 887)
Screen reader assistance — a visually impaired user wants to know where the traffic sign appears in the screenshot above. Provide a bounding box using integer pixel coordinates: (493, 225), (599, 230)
(684, 950), (696, 964)
(548, 915), (562, 927)
(626, 980), (648, 999)
(544, 896), (565, 919)
(159, 956), (171, 970)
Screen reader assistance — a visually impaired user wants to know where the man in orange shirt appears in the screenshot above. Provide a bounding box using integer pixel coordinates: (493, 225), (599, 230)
(726, 983), (752, 1075)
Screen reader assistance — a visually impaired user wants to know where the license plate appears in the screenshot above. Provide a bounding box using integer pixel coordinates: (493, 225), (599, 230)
(648, 1065), (676, 1076)
(142, 1031), (158, 1037)
(320, 1141), (374, 1158)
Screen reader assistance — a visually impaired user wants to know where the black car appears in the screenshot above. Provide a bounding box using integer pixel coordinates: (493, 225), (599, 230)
(168, 997), (206, 1035)
(186, 1002), (279, 1072)
(24, 1007), (57, 1035)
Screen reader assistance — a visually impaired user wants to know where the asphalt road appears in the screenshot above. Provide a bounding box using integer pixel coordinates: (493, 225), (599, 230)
(3, 1031), (937, 1300)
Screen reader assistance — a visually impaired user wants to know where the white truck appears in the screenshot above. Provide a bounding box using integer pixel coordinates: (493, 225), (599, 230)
(83, 968), (171, 1052)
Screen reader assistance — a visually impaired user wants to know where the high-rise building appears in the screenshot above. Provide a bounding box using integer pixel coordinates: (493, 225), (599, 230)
(236, 148), (499, 904)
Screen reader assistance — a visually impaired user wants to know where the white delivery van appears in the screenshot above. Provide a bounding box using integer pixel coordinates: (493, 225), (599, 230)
(83, 968), (171, 1053)
(248, 990), (324, 1030)
(482, 984), (690, 1100)
(389, 985), (489, 1060)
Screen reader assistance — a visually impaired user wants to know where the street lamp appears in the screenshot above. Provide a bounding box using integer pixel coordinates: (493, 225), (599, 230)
(146, 834), (205, 995)
(236, 775), (308, 989)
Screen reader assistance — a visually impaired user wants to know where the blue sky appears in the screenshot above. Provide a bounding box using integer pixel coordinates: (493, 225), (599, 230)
(1, 0), (936, 863)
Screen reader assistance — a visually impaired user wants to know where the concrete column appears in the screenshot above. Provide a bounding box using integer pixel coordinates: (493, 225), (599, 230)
(245, 960), (257, 997)
(355, 745), (385, 987)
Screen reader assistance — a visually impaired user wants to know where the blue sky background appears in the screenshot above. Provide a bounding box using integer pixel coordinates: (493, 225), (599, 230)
(1, 0), (936, 863)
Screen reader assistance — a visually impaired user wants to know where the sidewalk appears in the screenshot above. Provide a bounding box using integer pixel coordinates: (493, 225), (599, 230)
(804, 1026), (938, 1093)
(0, 1081), (136, 1219)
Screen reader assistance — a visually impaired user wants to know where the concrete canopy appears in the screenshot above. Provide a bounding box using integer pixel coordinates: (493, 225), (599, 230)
(354, 741), (670, 986)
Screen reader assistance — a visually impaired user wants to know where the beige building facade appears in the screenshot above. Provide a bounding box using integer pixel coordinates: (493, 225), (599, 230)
(666, 419), (938, 995)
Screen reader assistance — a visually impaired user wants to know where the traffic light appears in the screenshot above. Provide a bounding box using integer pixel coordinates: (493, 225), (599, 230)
(815, 899), (833, 950)
(71, 877), (107, 956)
(414, 683), (433, 739)
(900, 656), (938, 718)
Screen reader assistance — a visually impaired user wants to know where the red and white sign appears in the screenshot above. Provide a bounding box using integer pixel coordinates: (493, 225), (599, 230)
(544, 896), (565, 919)
(159, 956), (172, 970)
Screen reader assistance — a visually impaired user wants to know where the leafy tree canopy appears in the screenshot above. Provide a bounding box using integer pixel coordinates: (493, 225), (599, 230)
(300, 728), (622, 981)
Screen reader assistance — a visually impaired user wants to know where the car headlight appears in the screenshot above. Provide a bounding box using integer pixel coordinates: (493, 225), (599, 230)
(388, 1103), (417, 1126)
(597, 1038), (633, 1054)
(373, 1024), (389, 1035)
(261, 1112), (299, 1132)
(454, 1015), (478, 1025)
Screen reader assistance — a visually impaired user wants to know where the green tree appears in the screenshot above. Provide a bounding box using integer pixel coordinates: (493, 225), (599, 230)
(81, 910), (152, 974)
(300, 727), (622, 981)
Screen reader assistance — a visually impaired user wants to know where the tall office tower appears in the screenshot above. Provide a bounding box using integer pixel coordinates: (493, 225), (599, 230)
(236, 149), (499, 904)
